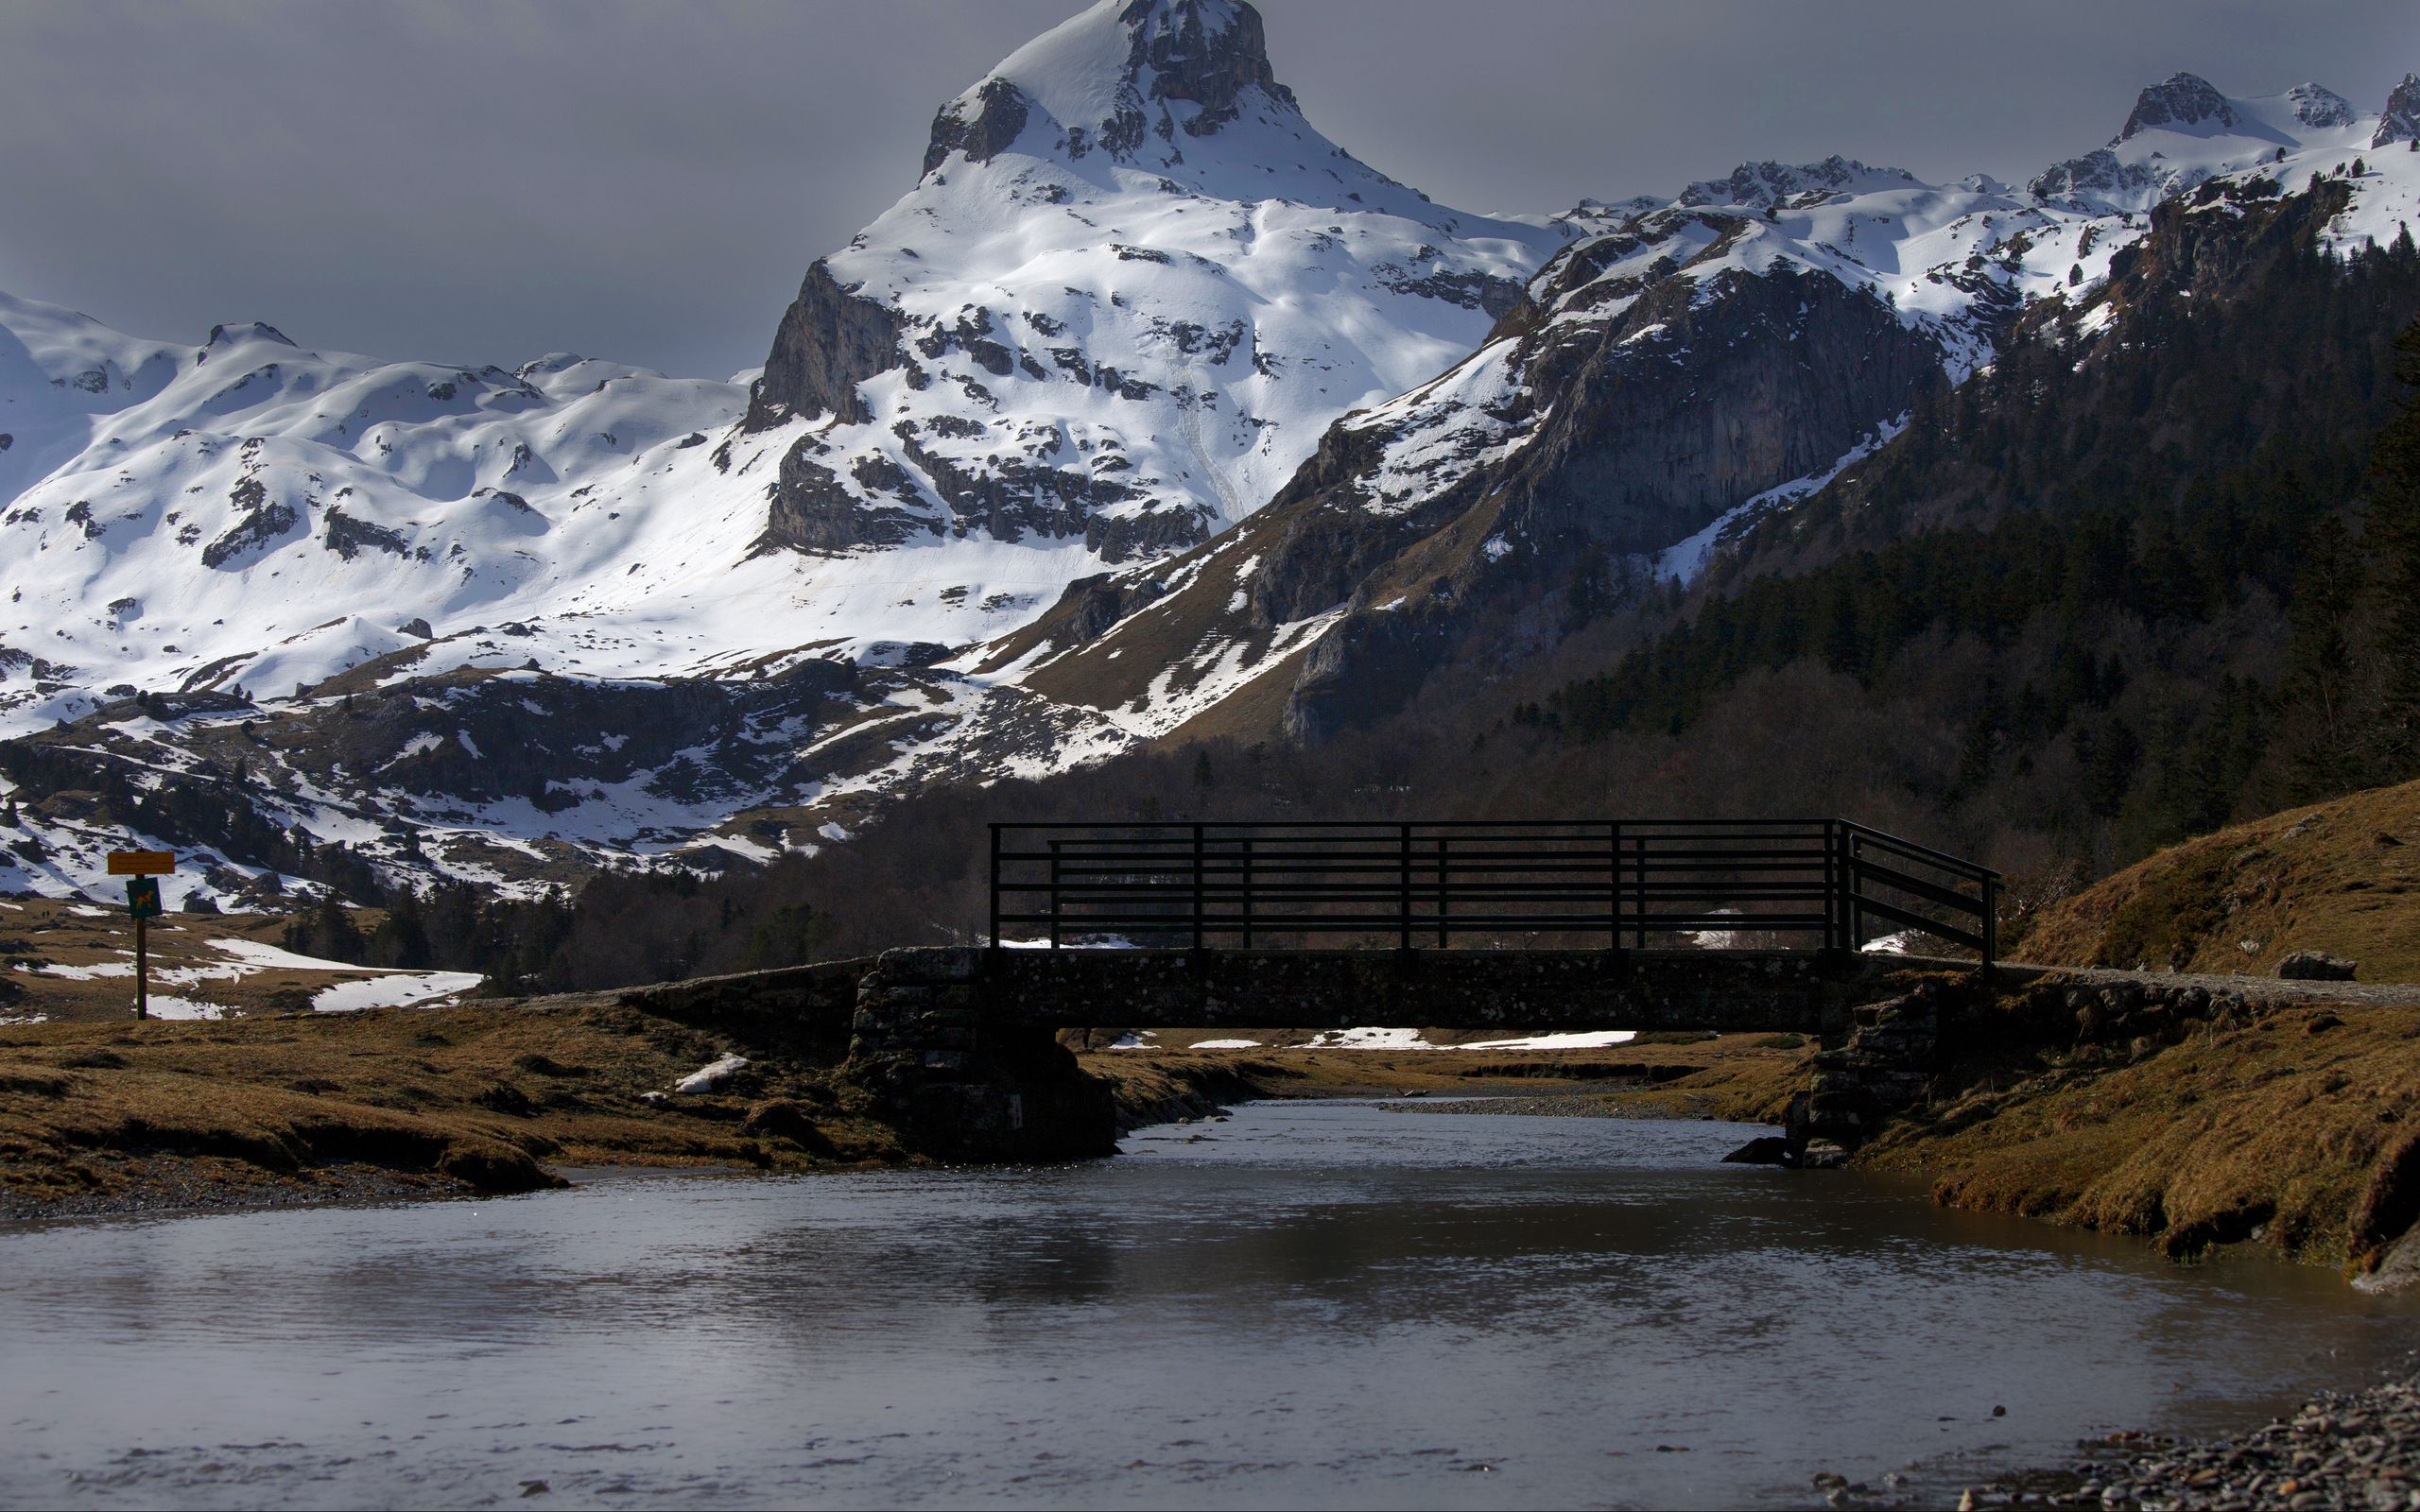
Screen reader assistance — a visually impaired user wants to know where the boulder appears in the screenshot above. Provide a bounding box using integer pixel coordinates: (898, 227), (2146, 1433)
(2275, 951), (2358, 982)
(1794, 1140), (1851, 1170)
(1721, 1135), (1789, 1165)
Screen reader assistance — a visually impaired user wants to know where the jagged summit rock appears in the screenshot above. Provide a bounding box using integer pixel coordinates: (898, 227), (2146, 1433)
(2378, 73), (2420, 148)
(923, 0), (1296, 177)
(1678, 156), (1918, 209)
(2118, 72), (2237, 138)
(2286, 82), (2357, 131)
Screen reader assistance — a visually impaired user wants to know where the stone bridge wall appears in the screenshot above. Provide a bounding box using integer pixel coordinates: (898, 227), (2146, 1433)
(967, 947), (1887, 1033)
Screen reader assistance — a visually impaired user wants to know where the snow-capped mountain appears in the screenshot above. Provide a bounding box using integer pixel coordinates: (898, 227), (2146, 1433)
(2030, 74), (2374, 215)
(0, 1), (2414, 910)
(741, 0), (1564, 563)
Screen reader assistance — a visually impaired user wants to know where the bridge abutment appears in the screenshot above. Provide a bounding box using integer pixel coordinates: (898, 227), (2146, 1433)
(845, 947), (1117, 1161)
(1785, 978), (1950, 1163)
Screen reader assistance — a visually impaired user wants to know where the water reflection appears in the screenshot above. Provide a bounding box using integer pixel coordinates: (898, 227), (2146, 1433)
(1, 1101), (2411, 1510)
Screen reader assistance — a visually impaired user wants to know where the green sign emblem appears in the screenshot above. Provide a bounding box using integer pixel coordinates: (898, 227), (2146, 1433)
(126, 877), (163, 920)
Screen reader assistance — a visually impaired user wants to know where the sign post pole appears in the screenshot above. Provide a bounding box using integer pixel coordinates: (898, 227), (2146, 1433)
(107, 852), (173, 1021)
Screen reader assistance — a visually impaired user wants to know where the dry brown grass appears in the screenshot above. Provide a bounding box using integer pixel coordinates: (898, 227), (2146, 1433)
(0, 997), (904, 1211)
(1861, 1002), (2420, 1268)
(2020, 779), (2420, 981)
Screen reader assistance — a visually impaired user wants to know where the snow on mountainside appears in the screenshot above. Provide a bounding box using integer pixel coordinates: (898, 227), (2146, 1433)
(743, 0), (1563, 564)
(1, 9), (2416, 909)
(977, 69), (2420, 746)
(2030, 74), (2374, 215)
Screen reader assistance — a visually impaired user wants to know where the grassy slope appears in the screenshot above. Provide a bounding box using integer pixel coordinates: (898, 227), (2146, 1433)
(1863, 998), (2420, 1268)
(2018, 778), (2420, 980)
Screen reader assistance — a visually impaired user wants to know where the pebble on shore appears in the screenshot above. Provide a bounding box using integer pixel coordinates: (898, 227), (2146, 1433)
(1940, 1360), (2420, 1512)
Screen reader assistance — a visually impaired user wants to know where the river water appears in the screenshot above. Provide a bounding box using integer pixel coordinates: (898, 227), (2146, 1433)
(3, 1101), (2414, 1509)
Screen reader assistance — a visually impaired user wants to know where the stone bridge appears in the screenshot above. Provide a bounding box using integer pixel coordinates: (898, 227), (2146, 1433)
(830, 945), (1965, 1161)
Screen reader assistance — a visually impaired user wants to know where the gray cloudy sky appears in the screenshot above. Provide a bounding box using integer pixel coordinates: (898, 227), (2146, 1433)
(1, 1), (2411, 379)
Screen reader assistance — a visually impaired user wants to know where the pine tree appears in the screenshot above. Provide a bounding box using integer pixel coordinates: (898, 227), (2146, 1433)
(2275, 514), (2366, 797)
(2368, 320), (2420, 775)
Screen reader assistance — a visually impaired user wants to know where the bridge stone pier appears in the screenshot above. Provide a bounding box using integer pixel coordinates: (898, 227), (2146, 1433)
(841, 945), (1965, 1161)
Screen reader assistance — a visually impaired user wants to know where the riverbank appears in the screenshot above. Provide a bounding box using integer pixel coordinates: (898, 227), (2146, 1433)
(0, 988), (1804, 1220)
(1940, 1358), (2420, 1511)
(0, 993), (909, 1219)
(1849, 981), (2420, 1281)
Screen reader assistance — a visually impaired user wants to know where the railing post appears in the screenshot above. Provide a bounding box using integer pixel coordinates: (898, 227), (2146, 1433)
(1398, 823), (1412, 951)
(1823, 819), (1840, 956)
(1981, 873), (1999, 981)
(990, 824), (1003, 950)
(1191, 823), (1205, 952)
(1633, 829), (1648, 950)
(1608, 821), (1622, 954)
(1048, 838), (1063, 950)
(1436, 834), (1449, 949)
(1241, 835), (1254, 950)
(1843, 830), (1862, 954)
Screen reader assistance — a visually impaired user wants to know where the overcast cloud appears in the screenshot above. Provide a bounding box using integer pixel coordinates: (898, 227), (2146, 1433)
(0, 0), (2411, 378)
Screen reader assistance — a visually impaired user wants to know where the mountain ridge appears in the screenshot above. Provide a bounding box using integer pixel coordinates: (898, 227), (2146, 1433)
(0, 0), (2413, 912)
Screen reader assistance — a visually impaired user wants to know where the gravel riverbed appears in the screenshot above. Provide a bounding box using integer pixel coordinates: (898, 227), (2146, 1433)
(1948, 1364), (2420, 1511)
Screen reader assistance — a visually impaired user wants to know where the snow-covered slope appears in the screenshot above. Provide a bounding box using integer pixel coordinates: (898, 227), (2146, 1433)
(0, 1), (1568, 739)
(965, 68), (2420, 746)
(743, 0), (1563, 563)
(2, 27), (2416, 910)
(2031, 74), (2373, 215)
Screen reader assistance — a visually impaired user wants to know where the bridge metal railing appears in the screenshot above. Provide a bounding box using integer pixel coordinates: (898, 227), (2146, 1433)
(988, 819), (1997, 970)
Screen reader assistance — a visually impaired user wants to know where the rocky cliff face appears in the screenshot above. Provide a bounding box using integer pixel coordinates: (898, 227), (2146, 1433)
(745, 260), (903, 431)
(1266, 264), (1945, 741)
(2379, 75), (2420, 149)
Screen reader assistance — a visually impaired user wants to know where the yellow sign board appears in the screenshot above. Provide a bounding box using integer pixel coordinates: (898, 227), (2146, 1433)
(106, 850), (174, 876)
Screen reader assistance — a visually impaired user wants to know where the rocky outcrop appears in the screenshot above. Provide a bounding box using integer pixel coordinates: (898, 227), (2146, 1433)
(2118, 72), (2236, 138)
(762, 444), (930, 554)
(2378, 73), (2420, 149)
(2277, 951), (2359, 982)
(922, 77), (1029, 176)
(1121, 0), (1299, 129)
(745, 259), (904, 430)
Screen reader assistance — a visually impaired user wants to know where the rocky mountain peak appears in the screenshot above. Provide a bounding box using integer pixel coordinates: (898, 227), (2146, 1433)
(1122, 0), (1292, 120)
(202, 320), (296, 351)
(1677, 156), (1915, 210)
(921, 0), (1291, 179)
(2118, 73), (2236, 141)
(2378, 73), (2420, 148)
(2284, 82), (2356, 131)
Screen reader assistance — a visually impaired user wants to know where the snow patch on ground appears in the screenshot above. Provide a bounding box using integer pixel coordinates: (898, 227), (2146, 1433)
(145, 995), (230, 1021)
(674, 1054), (750, 1093)
(1451, 1029), (1641, 1050)
(311, 971), (482, 1012)
(1302, 1026), (1437, 1050)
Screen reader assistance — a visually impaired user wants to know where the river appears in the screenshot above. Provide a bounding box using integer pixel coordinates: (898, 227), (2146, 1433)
(2, 1101), (2413, 1509)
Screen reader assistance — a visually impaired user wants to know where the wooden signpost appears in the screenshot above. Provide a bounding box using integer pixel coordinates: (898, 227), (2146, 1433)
(107, 851), (173, 1020)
